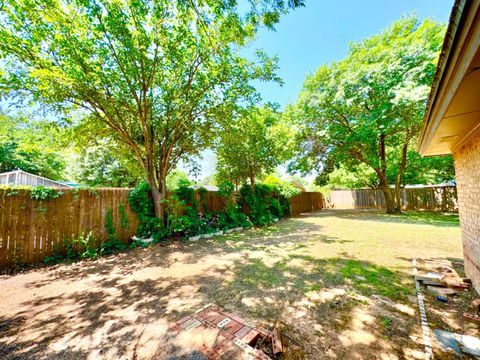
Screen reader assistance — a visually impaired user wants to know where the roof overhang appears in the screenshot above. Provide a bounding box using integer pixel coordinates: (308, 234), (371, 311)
(418, 0), (480, 156)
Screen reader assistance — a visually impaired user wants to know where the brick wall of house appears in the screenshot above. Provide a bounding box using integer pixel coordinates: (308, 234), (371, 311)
(453, 131), (480, 292)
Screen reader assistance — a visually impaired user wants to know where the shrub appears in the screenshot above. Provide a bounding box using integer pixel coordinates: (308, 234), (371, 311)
(240, 184), (274, 226)
(218, 181), (235, 198)
(175, 183), (196, 204)
(239, 183), (289, 225)
(128, 181), (162, 237)
(101, 238), (127, 254)
(44, 231), (100, 264)
(268, 198), (284, 219)
(44, 231), (129, 264)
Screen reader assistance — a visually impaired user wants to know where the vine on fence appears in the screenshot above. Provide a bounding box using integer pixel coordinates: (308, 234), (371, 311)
(30, 186), (64, 201)
(119, 204), (129, 229)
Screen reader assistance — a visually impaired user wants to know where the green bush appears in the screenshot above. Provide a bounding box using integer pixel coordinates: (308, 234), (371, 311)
(175, 183), (196, 204)
(240, 184), (274, 226)
(128, 181), (162, 237)
(127, 180), (284, 242)
(44, 231), (99, 264)
(101, 238), (127, 254)
(268, 198), (284, 219)
(44, 231), (128, 264)
(239, 183), (288, 226)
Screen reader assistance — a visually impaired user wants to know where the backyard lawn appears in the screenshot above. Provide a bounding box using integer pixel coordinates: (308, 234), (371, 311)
(0, 209), (463, 359)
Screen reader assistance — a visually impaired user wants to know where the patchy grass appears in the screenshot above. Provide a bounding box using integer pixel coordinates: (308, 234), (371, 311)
(0, 209), (463, 359)
(378, 210), (460, 226)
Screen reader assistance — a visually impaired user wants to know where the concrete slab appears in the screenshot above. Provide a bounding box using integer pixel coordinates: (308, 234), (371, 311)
(433, 329), (461, 357)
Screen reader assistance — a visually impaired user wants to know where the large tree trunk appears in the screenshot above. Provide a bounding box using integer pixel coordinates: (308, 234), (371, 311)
(392, 137), (409, 213)
(377, 132), (401, 214)
(380, 183), (400, 214)
(147, 174), (165, 219)
(392, 186), (402, 213)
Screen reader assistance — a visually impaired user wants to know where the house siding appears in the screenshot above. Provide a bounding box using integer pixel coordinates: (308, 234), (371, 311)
(454, 130), (480, 292)
(0, 171), (69, 188)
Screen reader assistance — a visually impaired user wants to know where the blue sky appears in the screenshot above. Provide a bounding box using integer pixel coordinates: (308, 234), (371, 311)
(248, 0), (453, 108)
(190, 0), (454, 181)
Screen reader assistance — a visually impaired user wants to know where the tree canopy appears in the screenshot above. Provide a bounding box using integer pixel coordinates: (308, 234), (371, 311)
(0, 0), (303, 217)
(0, 112), (66, 179)
(216, 105), (293, 189)
(289, 17), (447, 213)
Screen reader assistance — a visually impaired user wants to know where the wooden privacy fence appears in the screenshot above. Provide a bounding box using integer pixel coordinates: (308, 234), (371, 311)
(323, 186), (458, 211)
(289, 192), (324, 216)
(0, 188), (139, 269)
(0, 188), (324, 269)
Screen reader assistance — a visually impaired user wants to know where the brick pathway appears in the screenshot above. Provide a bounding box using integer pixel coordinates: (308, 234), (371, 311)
(170, 304), (272, 359)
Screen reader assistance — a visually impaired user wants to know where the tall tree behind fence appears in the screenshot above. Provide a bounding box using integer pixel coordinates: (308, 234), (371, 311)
(323, 186), (457, 211)
(0, 188), (324, 269)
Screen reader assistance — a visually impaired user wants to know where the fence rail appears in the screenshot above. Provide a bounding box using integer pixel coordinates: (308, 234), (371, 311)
(323, 186), (457, 211)
(0, 188), (324, 269)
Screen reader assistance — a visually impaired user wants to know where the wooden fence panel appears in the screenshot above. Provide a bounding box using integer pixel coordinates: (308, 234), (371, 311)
(324, 186), (457, 211)
(0, 188), (325, 269)
(0, 188), (140, 269)
(290, 192), (324, 216)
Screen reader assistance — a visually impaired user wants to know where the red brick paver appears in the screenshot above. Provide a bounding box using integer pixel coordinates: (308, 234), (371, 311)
(171, 304), (271, 359)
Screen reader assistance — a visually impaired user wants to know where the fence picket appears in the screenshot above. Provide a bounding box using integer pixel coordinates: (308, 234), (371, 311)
(324, 187), (457, 211)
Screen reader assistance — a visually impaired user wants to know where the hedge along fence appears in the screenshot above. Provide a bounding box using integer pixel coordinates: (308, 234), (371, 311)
(323, 186), (458, 212)
(0, 187), (324, 269)
(0, 188), (139, 269)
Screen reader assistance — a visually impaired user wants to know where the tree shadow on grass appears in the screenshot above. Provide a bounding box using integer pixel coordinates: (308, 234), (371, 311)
(2, 250), (420, 359)
(1, 211), (425, 359)
(200, 254), (418, 358)
(315, 209), (460, 227)
(18, 217), (326, 288)
(0, 271), (227, 359)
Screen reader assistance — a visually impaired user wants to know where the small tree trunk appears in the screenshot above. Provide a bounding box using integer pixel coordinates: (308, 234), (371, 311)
(377, 133), (401, 214)
(393, 185), (403, 212)
(392, 137), (409, 213)
(250, 172), (255, 192)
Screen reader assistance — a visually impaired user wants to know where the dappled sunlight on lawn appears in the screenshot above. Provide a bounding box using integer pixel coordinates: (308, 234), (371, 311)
(0, 209), (462, 359)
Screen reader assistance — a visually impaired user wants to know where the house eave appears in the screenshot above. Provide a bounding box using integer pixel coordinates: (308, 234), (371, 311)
(418, 0), (480, 157)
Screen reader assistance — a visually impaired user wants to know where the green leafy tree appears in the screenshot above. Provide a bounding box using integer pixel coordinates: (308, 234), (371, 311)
(0, 113), (66, 179)
(166, 169), (191, 191)
(290, 17), (446, 213)
(72, 137), (142, 187)
(216, 105), (293, 190)
(0, 0), (303, 217)
(315, 152), (455, 190)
